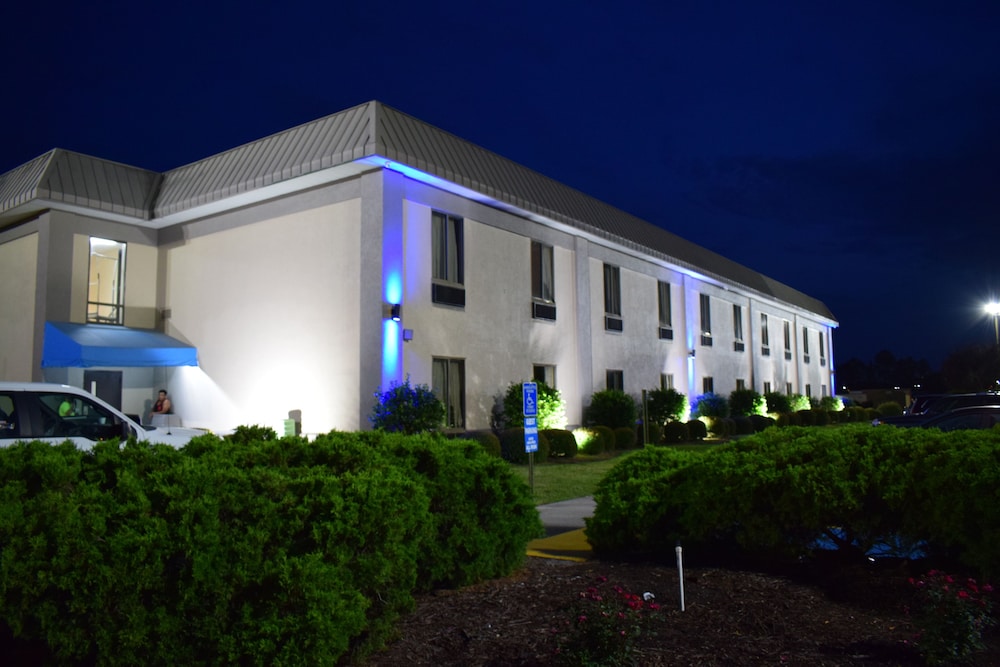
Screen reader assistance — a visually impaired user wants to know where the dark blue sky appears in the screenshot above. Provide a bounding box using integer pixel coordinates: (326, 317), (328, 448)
(3, 1), (999, 368)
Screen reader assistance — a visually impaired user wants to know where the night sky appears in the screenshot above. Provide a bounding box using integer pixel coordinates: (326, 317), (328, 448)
(3, 1), (999, 369)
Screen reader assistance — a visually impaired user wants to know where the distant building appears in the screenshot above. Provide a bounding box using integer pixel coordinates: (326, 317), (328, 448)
(0, 101), (837, 434)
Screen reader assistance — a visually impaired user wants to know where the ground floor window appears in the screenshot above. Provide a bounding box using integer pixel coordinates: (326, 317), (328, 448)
(606, 370), (624, 391)
(702, 377), (714, 394)
(533, 364), (556, 388)
(432, 357), (465, 428)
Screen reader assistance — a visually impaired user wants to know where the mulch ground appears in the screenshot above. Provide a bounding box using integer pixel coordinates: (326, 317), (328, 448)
(365, 555), (1000, 666)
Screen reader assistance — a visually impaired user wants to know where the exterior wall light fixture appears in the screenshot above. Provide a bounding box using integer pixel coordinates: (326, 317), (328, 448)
(389, 303), (402, 322)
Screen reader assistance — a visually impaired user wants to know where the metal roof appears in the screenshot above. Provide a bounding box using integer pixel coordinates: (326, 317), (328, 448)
(0, 149), (160, 221)
(0, 101), (835, 321)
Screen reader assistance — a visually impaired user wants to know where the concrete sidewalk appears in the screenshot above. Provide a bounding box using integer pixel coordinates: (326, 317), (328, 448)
(527, 496), (596, 562)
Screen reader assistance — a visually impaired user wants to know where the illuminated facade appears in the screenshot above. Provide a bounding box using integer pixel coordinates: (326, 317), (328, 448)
(0, 101), (837, 434)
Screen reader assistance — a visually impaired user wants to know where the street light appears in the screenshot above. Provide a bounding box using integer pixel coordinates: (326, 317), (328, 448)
(985, 302), (1000, 347)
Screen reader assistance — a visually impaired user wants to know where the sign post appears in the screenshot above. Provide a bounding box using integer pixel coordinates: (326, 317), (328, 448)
(522, 382), (538, 494)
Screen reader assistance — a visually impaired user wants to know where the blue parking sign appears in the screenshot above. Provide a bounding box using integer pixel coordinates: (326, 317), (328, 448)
(522, 382), (538, 417)
(524, 416), (538, 453)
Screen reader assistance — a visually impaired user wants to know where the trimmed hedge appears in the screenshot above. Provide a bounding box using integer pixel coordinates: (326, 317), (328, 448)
(613, 426), (637, 450)
(0, 432), (541, 665)
(542, 429), (578, 458)
(499, 428), (550, 464)
(574, 425), (614, 455)
(586, 424), (1000, 579)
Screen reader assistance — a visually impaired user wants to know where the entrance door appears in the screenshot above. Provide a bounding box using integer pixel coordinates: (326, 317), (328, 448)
(83, 370), (123, 410)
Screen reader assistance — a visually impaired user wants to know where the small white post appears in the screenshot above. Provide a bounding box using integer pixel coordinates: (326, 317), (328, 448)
(675, 543), (686, 612)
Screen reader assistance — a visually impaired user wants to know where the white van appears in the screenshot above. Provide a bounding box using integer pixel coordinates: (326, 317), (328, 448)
(0, 382), (204, 450)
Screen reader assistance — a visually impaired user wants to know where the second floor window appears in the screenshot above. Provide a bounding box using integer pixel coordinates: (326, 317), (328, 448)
(700, 294), (712, 346)
(783, 320), (792, 360)
(657, 281), (672, 339)
(732, 304), (744, 351)
(803, 326), (811, 363)
(760, 313), (770, 355)
(432, 211), (464, 307)
(531, 241), (556, 320)
(819, 331), (827, 366)
(531, 241), (554, 302)
(604, 264), (622, 331)
(88, 237), (126, 325)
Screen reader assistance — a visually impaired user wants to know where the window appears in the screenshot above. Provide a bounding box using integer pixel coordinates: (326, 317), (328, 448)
(660, 373), (674, 390)
(699, 294), (712, 346)
(88, 237), (126, 325)
(531, 241), (556, 320)
(431, 211), (465, 307)
(606, 370), (624, 391)
(736, 378), (746, 391)
(0, 393), (20, 439)
(760, 313), (770, 355)
(783, 320), (792, 360)
(732, 304), (744, 352)
(38, 392), (124, 441)
(822, 384), (828, 398)
(603, 264), (622, 331)
(657, 281), (673, 339)
(802, 326), (811, 364)
(805, 383), (812, 398)
(432, 358), (465, 428)
(786, 382), (793, 396)
(818, 331), (826, 367)
(763, 381), (772, 394)
(533, 364), (556, 388)
(703, 377), (714, 394)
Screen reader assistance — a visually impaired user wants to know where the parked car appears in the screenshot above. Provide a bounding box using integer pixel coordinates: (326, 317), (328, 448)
(916, 405), (1000, 431)
(0, 382), (203, 450)
(872, 392), (1000, 426)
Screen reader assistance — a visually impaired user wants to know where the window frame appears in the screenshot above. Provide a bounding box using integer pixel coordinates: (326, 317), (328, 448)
(432, 357), (466, 429)
(760, 313), (770, 355)
(603, 264), (622, 331)
(431, 211), (465, 307)
(87, 237), (127, 325)
(732, 304), (744, 352)
(699, 294), (712, 346)
(657, 280), (673, 339)
(606, 369), (624, 392)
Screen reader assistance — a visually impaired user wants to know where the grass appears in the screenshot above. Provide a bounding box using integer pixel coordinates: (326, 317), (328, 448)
(509, 451), (633, 505)
(510, 444), (724, 505)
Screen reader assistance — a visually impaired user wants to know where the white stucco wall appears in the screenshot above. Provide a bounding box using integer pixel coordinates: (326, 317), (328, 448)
(400, 200), (586, 429)
(0, 232), (39, 381)
(162, 199), (362, 433)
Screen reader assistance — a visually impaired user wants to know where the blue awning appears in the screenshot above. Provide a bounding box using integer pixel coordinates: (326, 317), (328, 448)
(42, 321), (199, 368)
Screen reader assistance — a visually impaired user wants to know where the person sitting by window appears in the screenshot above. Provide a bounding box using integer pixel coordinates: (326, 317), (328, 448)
(148, 390), (172, 421)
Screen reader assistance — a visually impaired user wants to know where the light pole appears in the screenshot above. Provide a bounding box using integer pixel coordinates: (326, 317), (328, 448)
(986, 302), (1000, 348)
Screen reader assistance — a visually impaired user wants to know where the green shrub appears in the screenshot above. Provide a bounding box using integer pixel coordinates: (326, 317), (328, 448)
(764, 391), (792, 414)
(729, 389), (766, 417)
(644, 388), (688, 424)
(461, 429), (501, 457)
(584, 390), (636, 429)
(639, 421), (662, 446)
(686, 419), (708, 440)
(661, 420), (689, 444)
(819, 396), (845, 412)
(748, 414), (776, 432)
(789, 394), (811, 412)
(0, 432), (542, 665)
(499, 428), (550, 464)
(500, 381), (567, 429)
(586, 425), (1000, 578)
(876, 401), (903, 417)
(573, 426), (614, 455)
(732, 416), (754, 435)
(692, 392), (729, 419)
(370, 376), (445, 434)
(542, 429), (578, 458)
(613, 426), (637, 450)
(225, 424), (278, 443)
